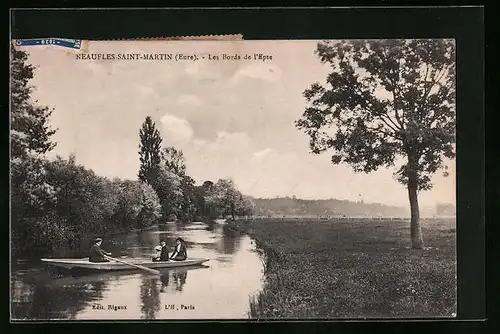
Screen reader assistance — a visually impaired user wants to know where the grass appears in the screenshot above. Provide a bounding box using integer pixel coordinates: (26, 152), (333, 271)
(231, 218), (456, 319)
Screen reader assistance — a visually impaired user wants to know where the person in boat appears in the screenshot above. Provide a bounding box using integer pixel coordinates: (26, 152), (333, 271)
(169, 237), (187, 261)
(89, 238), (112, 262)
(152, 245), (162, 262)
(159, 240), (169, 261)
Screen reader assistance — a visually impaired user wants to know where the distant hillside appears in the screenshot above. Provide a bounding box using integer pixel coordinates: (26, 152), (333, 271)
(251, 197), (410, 218)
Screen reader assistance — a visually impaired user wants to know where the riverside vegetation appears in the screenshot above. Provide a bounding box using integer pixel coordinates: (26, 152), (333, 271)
(233, 218), (456, 319)
(10, 49), (255, 258)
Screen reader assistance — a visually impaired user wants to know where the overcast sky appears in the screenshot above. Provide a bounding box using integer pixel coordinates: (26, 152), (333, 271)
(24, 40), (455, 207)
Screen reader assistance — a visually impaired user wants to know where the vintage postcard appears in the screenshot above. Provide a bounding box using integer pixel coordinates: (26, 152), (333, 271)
(10, 38), (456, 321)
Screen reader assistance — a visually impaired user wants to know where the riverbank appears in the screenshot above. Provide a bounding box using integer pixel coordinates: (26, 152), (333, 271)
(231, 218), (456, 319)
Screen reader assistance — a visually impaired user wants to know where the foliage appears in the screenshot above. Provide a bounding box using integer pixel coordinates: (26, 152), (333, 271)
(162, 146), (187, 177)
(12, 154), (161, 256)
(11, 154), (61, 255)
(113, 179), (162, 229)
(297, 39), (455, 189)
(177, 176), (200, 222)
(159, 146), (198, 221)
(296, 39), (456, 248)
(138, 116), (162, 185)
(136, 182), (162, 227)
(151, 164), (184, 219)
(10, 49), (57, 159)
(205, 179), (256, 219)
(44, 155), (120, 235)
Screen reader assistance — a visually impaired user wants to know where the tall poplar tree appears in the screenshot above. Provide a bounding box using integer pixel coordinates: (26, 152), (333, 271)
(138, 116), (162, 185)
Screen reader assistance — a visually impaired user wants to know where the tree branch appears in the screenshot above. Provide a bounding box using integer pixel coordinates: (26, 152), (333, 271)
(365, 124), (400, 140)
(379, 48), (405, 130)
(378, 113), (400, 133)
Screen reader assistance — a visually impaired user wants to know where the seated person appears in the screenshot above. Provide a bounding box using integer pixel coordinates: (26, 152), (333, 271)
(89, 238), (112, 262)
(169, 237), (187, 261)
(159, 240), (169, 261)
(152, 245), (162, 262)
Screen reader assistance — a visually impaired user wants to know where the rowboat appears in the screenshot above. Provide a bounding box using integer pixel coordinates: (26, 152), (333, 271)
(47, 265), (210, 287)
(41, 257), (209, 271)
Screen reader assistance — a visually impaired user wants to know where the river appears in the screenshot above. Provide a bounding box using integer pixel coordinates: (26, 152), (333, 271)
(10, 222), (265, 320)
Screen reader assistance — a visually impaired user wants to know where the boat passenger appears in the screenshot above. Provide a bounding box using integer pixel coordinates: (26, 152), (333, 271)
(89, 238), (112, 262)
(152, 245), (162, 262)
(169, 237), (187, 261)
(159, 240), (169, 261)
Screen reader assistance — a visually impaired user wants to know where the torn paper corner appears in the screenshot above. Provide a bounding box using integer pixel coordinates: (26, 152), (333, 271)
(11, 34), (243, 54)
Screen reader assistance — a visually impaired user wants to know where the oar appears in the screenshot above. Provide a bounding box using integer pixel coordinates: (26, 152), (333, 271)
(104, 255), (160, 275)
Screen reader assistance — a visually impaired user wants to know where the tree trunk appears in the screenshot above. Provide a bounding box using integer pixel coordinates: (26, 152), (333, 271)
(407, 153), (424, 249)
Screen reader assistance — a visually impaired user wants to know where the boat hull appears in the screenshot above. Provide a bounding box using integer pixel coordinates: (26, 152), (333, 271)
(41, 257), (209, 271)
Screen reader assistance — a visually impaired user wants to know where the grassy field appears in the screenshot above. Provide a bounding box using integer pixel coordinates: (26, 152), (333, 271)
(231, 218), (456, 319)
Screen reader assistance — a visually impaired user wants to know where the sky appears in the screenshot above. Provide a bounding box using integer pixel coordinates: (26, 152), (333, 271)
(24, 40), (455, 207)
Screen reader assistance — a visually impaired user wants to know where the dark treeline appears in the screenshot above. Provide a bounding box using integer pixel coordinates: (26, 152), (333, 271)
(10, 49), (254, 258)
(251, 197), (453, 218)
(251, 197), (409, 218)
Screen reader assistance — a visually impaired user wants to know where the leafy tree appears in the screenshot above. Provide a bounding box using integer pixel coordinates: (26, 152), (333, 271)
(112, 179), (143, 228)
(138, 116), (162, 185)
(10, 49), (57, 159)
(153, 165), (183, 220)
(136, 182), (162, 228)
(235, 195), (256, 217)
(45, 156), (120, 236)
(162, 146), (187, 177)
(161, 146), (197, 221)
(11, 154), (61, 254)
(190, 180), (215, 220)
(205, 179), (255, 220)
(178, 176), (199, 222)
(112, 179), (160, 229)
(296, 39), (456, 249)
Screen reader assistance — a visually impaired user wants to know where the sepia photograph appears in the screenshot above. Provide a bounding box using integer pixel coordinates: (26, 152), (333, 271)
(10, 38), (456, 320)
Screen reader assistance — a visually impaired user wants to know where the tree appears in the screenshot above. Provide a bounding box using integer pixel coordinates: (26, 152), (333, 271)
(11, 49), (57, 159)
(161, 146), (198, 221)
(204, 179), (254, 220)
(162, 146), (187, 177)
(153, 165), (183, 220)
(296, 39), (455, 249)
(136, 182), (162, 228)
(234, 195), (256, 218)
(138, 116), (162, 185)
(45, 156), (120, 235)
(10, 48), (59, 255)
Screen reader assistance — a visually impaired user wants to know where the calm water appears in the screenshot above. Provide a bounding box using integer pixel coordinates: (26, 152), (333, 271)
(10, 222), (265, 320)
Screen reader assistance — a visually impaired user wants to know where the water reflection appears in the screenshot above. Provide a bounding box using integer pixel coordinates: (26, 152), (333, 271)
(11, 221), (264, 320)
(159, 272), (169, 293)
(172, 270), (188, 291)
(217, 225), (242, 255)
(11, 270), (107, 320)
(139, 276), (160, 320)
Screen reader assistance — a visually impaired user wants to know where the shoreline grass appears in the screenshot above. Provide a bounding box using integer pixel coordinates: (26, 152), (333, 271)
(231, 218), (456, 319)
